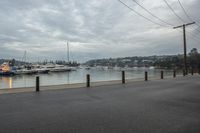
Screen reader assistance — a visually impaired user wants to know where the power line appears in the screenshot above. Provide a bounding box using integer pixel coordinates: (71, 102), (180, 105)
(177, 0), (192, 22)
(131, 0), (173, 27)
(182, 25), (200, 42)
(173, 28), (200, 50)
(187, 26), (200, 36)
(118, 0), (200, 43)
(186, 31), (200, 42)
(164, 0), (199, 41)
(176, 0), (200, 24)
(133, 0), (200, 40)
(163, 0), (200, 41)
(176, 28), (200, 43)
(131, 0), (200, 41)
(189, 25), (200, 34)
(192, 27), (200, 35)
(185, 23), (200, 39)
(118, 0), (166, 27)
(132, 0), (200, 38)
(177, 0), (200, 33)
(163, 0), (185, 23)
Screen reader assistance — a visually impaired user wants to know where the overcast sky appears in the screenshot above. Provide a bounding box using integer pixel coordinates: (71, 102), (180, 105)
(0, 0), (200, 62)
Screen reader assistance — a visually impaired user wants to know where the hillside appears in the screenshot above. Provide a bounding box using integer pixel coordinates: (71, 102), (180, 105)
(85, 48), (200, 69)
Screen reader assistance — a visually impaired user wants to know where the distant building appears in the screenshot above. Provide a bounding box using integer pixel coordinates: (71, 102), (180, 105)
(121, 59), (131, 63)
(142, 60), (153, 63)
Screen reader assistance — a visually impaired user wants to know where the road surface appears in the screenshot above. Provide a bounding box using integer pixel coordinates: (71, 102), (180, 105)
(0, 76), (199, 133)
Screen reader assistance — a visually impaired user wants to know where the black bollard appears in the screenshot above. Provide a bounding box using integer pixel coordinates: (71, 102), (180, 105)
(145, 71), (148, 81)
(161, 71), (164, 79)
(122, 71), (125, 84)
(36, 76), (40, 92)
(86, 74), (90, 87)
(173, 70), (176, 78)
(183, 69), (186, 76)
(191, 68), (194, 75)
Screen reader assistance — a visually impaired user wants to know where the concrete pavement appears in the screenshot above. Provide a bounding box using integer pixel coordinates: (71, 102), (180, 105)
(0, 76), (199, 133)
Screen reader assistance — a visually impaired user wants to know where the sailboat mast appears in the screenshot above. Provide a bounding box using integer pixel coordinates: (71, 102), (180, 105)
(22, 50), (27, 65)
(25, 51), (27, 63)
(67, 41), (70, 64)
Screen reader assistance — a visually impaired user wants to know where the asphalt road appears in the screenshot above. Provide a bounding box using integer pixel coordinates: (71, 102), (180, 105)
(0, 76), (199, 133)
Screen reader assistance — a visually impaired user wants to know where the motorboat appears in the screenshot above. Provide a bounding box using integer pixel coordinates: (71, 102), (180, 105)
(16, 69), (37, 75)
(0, 62), (16, 76)
(50, 65), (72, 72)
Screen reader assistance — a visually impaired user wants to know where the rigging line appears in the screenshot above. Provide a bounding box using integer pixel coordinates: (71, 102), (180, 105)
(118, 0), (167, 27)
(131, 0), (173, 26)
(163, 0), (185, 23)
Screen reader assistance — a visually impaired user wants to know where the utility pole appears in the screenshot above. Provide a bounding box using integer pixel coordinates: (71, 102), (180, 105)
(173, 22), (195, 75)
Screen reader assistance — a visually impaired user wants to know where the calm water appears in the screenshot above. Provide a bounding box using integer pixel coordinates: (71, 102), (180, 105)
(0, 68), (176, 89)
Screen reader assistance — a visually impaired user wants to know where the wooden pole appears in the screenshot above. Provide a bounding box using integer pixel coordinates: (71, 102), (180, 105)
(173, 22), (195, 75)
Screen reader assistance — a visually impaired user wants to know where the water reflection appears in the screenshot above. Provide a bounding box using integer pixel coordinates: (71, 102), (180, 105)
(1, 77), (13, 89)
(0, 68), (175, 89)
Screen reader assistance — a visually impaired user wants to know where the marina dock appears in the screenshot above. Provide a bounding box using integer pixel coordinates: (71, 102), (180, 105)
(0, 75), (199, 133)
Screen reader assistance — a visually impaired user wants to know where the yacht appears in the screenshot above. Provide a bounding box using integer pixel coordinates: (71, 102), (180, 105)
(0, 62), (16, 76)
(50, 64), (72, 72)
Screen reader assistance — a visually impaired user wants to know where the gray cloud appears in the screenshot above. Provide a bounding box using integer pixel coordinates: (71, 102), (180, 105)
(0, 0), (200, 62)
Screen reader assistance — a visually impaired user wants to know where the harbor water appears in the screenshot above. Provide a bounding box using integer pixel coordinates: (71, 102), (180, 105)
(0, 67), (177, 89)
